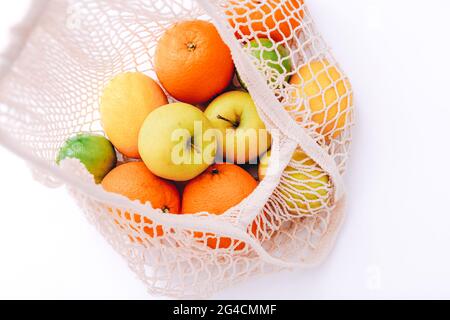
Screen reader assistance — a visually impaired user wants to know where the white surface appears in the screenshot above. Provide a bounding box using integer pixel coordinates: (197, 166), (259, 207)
(1, 0), (450, 299)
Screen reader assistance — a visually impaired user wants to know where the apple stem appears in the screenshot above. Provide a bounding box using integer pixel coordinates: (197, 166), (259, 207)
(192, 138), (202, 154)
(217, 114), (239, 128)
(192, 145), (201, 154)
(187, 136), (202, 154)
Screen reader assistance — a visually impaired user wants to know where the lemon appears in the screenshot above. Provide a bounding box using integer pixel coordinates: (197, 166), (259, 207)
(288, 60), (352, 142)
(100, 72), (168, 159)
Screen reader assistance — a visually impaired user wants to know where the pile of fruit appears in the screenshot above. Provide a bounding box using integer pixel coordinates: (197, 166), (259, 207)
(57, 1), (351, 251)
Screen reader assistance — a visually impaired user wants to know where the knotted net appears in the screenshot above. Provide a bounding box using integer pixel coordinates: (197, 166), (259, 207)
(0, 0), (354, 298)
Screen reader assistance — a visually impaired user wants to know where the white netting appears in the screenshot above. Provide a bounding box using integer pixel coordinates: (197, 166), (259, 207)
(0, 0), (354, 298)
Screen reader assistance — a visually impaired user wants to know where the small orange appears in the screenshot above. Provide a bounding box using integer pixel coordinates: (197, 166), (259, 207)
(154, 20), (235, 104)
(182, 164), (258, 250)
(227, 0), (305, 43)
(102, 162), (180, 240)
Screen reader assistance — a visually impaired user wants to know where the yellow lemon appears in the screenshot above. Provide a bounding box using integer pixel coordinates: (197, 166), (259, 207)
(288, 60), (353, 143)
(100, 72), (168, 158)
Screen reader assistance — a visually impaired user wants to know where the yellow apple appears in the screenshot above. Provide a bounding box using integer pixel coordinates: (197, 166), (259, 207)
(204, 91), (271, 164)
(139, 103), (218, 181)
(259, 150), (331, 213)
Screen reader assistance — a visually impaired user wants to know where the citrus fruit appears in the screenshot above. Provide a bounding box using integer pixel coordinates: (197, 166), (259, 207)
(100, 72), (168, 159)
(181, 164), (258, 250)
(238, 38), (292, 90)
(57, 134), (117, 184)
(154, 20), (234, 104)
(288, 60), (353, 143)
(259, 150), (331, 213)
(227, 0), (305, 43)
(102, 162), (181, 239)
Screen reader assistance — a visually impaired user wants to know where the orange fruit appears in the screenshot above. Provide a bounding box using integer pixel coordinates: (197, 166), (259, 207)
(100, 72), (168, 159)
(181, 164), (258, 250)
(227, 0), (305, 43)
(288, 60), (353, 143)
(154, 20), (235, 104)
(102, 162), (180, 239)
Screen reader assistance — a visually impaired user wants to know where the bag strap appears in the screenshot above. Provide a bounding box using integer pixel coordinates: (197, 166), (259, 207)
(0, 0), (50, 80)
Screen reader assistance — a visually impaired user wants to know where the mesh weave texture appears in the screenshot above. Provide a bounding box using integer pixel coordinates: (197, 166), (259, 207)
(0, 0), (354, 298)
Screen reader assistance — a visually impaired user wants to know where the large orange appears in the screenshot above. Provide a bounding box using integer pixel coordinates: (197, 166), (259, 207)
(100, 72), (168, 159)
(182, 164), (258, 250)
(154, 20), (235, 104)
(102, 162), (180, 240)
(227, 0), (305, 43)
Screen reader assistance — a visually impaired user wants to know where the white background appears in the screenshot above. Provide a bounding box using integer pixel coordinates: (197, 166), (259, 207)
(1, 0), (450, 299)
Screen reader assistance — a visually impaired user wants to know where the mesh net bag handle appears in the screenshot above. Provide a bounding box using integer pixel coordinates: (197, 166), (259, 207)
(0, 0), (354, 298)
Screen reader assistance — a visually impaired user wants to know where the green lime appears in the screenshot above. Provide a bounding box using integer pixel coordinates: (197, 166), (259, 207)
(238, 38), (292, 90)
(56, 134), (117, 184)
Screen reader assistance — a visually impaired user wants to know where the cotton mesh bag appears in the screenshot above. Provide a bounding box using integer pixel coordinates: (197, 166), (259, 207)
(0, 0), (354, 298)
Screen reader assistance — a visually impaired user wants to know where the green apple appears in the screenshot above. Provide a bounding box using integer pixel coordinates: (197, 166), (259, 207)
(204, 91), (271, 164)
(139, 103), (218, 181)
(238, 38), (292, 90)
(259, 150), (331, 214)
